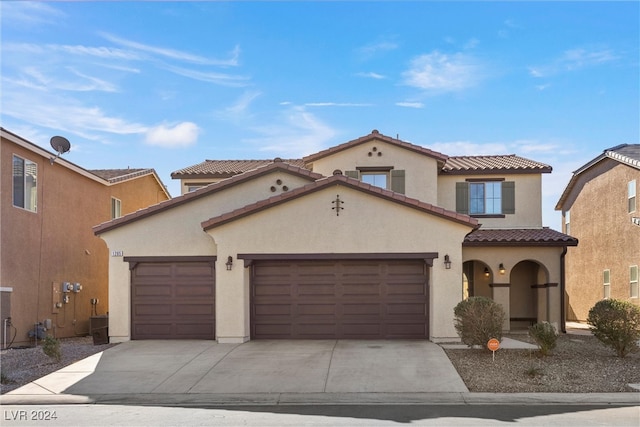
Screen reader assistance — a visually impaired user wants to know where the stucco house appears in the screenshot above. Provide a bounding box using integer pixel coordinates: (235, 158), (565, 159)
(94, 130), (577, 344)
(556, 144), (639, 321)
(1, 128), (170, 347)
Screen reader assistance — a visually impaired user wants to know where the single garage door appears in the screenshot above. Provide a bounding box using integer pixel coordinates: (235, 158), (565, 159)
(251, 259), (428, 339)
(130, 259), (215, 339)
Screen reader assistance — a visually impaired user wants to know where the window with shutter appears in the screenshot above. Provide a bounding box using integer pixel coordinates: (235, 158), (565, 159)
(456, 180), (515, 216)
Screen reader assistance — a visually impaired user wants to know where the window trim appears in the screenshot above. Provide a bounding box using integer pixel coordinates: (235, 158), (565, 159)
(631, 265), (639, 299)
(628, 180), (636, 214)
(12, 154), (38, 213)
(564, 210), (570, 235)
(111, 197), (122, 219)
(603, 269), (611, 299)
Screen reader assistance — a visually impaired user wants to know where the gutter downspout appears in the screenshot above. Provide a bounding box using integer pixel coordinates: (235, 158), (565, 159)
(560, 246), (568, 334)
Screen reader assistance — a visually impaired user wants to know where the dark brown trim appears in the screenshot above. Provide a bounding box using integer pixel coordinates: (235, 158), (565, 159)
(124, 256), (217, 270)
(356, 166), (394, 172)
(471, 214), (506, 219)
(489, 283), (510, 288)
(238, 252), (438, 268)
(465, 177), (505, 182)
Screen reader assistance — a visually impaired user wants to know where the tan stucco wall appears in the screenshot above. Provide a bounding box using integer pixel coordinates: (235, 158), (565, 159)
(98, 171), (316, 342)
(308, 138), (440, 204)
(438, 173), (544, 229)
(1, 136), (168, 346)
(560, 160), (640, 321)
(207, 184), (474, 343)
(179, 177), (226, 195)
(463, 246), (564, 330)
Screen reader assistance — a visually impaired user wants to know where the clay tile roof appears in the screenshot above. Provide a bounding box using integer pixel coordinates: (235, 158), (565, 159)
(463, 228), (578, 247)
(171, 159), (306, 178)
(303, 129), (448, 164)
(90, 168), (153, 183)
(442, 155), (552, 175)
(201, 173), (479, 231)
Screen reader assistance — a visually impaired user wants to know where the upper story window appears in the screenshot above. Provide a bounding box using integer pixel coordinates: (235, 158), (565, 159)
(603, 269), (611, 299)
(630, 265), (638, 299)
(111, 197), (122, 219)
(629, 180), (636, 213)
(13, 155), (38, 212)
(345, 168), (405, 194)
(564, 210), (570, 234)
(456, 180), (515, 217)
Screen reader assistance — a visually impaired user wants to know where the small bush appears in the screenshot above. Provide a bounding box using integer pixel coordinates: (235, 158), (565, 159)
(454, 296), (505, 349)
(587, 299), (640, 358)
(529, 321), (558, 356)
(42, 336), (62, 362)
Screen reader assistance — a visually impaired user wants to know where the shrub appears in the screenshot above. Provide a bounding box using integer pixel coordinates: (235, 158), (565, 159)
(529, 321), (558, 356)
(587, 299), (640, 358)
(454, 296), (505, 348)
(42, 336), (62, 362)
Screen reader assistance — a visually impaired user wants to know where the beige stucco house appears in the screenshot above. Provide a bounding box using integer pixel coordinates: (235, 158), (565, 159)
(556, 144), (639, 321)
(95, 130), (577, 343)
(1, 128), (170, 347)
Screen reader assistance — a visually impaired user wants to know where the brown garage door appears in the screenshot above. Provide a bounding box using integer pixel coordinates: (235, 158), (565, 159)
(131, 260), (215, 339)
(251, 259), (428, 339)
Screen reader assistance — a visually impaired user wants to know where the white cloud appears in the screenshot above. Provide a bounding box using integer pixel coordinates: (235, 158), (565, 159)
(358, 40), (399, 59)
(162, 64), (250, 87)
(402, 51), (480, 92)
(356, 72), (386, 79)
(430, 141), (509, 156)
(100, 32), (240, 66)
(530, 47), (619, 78)
(245, 107), (337, 157)
(396, 102), (424, 109)
(304, 102), (373, 107)
(0, 2), (65, 27)
(145, 122), (200, 148)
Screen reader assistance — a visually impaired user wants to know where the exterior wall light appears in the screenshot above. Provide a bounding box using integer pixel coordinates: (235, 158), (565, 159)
(225, 256), (233, 271)
(484, 267), (490, 277)
(444, 254), (452, 269)
(499, 263), (506, 275)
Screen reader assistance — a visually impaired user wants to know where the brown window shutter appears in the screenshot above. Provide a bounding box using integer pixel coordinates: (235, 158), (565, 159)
(345, 170), (359, 179)
(502, 181), (515, 214)
(391, 170), (405, 194)
(456, 182), (469, 214)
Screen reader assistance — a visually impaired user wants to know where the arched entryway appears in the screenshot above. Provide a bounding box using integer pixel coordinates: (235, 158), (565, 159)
(509, 260), (549, 330)
(462, 260), (492, 299)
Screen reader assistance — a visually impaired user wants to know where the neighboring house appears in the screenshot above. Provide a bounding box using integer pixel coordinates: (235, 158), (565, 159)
(1, 128), (170, 347)
(95, 130), (576, 344)
(556, 144), (640, 321)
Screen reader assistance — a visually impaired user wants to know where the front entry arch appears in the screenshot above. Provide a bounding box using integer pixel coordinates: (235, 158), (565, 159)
(509, 260), (548, 329)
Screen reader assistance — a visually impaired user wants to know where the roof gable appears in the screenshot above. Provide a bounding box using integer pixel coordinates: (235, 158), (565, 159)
(94, 160), (323, 235)
(556, 144), (640, 210)
(201, 172), (478, 231)
(302, 129), (448, 165)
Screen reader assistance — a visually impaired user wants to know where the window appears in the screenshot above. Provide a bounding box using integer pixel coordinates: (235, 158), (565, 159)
(631, 266), (638, 299)
(345, 169), (405, 194)
(456, 181), (515, 216)
(629, 180), (636, 213)
(603, 269), (611, 299)
(361, 172), (388, 189)
(564, 210), (570, 235)
(111, 197), (122, 219)
(12, 155), (37, 212)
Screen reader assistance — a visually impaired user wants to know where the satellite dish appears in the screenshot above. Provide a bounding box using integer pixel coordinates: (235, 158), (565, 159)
(49, 136), (71, 164)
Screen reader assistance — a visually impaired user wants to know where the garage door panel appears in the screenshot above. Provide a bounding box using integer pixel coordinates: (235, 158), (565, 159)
(251, 259), (428, 339)
(131, 261), (215, 340)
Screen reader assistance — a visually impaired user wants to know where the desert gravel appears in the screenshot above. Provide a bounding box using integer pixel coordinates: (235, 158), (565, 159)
(2, 332), (639, 395)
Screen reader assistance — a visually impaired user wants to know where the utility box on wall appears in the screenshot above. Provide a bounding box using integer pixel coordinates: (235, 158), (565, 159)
(90, 315), (108, 345)
(1, 288), (12, 348)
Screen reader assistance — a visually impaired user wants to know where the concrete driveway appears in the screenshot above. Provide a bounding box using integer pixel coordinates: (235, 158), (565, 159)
(7, 340), (468, 399)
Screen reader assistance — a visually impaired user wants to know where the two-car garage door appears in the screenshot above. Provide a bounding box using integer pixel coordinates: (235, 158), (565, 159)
(251, 259), (429, 339)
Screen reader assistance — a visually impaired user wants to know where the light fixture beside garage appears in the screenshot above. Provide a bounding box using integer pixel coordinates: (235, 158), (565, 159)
(226, 256), (233, 270)
(444, 254), (452, 269)
(499, 263), (506, 275)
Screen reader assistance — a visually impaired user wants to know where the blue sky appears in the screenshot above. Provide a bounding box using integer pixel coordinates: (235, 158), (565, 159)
(2, 1), (638, 227)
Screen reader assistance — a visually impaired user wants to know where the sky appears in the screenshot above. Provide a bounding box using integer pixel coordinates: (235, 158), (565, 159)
(1, 1), (638, 228)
